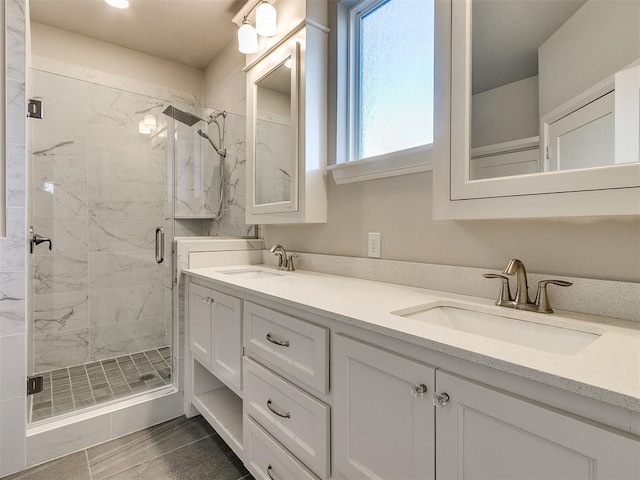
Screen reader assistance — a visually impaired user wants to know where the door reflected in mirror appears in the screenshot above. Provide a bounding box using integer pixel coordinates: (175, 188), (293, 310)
(255, 57), (294, 206)
(470, 0), (640, 181)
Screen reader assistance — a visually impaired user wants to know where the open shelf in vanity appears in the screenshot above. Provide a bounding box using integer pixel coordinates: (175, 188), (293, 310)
(191, 359), (243, 458)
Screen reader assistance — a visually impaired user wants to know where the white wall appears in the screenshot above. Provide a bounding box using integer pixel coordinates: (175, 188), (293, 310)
(539, 0), (640, 116)
(204, 41), (246, 116)
(30, 22), (203, 97)
(471, 76), (539, 147)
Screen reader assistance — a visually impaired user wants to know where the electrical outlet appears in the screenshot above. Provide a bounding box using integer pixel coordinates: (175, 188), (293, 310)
(368, 232), (381, 258)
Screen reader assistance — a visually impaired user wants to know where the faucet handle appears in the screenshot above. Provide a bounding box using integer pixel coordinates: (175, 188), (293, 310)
(286, 254), (298, 272)
(535, 279), (573, 313)
(483, 273), (513, 306)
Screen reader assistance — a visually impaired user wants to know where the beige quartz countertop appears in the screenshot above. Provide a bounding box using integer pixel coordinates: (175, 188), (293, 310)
(184, 265), (640, 412)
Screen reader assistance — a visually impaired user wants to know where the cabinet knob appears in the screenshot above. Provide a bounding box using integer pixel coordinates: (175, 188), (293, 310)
(411, 383), (428, 398)
(433, 392), (450, 408)
(267, 464), (276, 480)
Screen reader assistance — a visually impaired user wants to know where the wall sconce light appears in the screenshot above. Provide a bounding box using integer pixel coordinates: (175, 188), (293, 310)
(139, 114), (157, 135)
(233, 0), (278, 55)
(104, 0), (129, 9)
(238, 18), (259, 54)
(255, 1), (277, 37)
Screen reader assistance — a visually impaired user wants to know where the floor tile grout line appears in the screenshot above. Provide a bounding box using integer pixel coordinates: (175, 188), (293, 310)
(85, 449), (94, 480)
(98, 360), (117, 401)
(113, 355), (134, 397)
(94, 432), (221, 480)
(154, 347), (172, 373)
(144, 350), (169, 385)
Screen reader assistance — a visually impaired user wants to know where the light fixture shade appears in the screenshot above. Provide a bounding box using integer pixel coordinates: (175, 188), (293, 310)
(138, 120), (151, 135)
(256, 1), (277, 37)
(143, 114), (157, 130)
(238, 22), (258, 54)
(104, 0), (129, 9)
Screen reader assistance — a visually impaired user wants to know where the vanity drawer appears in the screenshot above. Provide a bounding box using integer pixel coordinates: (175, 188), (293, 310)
(243, 302), (329, 393)
(244, 357), (329, 479)
(244, 415), (319, 480)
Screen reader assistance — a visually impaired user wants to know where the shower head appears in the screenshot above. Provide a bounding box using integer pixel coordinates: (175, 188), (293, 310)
(162, 105), (207, 127)
(197, 129), (226, 157)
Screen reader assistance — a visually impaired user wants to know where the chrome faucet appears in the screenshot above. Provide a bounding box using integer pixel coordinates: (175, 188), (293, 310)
(269, 244), (298, 271)
(484, 259), (573, 313)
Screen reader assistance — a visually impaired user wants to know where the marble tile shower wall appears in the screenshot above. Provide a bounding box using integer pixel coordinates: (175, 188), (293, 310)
(173, 111), (252, 238)
(30, 70), (172, 372)
(0, 0), (27, 475)
(208, 112), (254, 237)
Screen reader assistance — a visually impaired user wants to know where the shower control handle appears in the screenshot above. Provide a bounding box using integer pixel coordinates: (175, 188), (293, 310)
(155, 227), (164, 264)
(29, 227), (52, 254)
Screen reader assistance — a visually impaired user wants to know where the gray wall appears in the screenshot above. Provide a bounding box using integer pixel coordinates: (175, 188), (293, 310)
(471, 76), (539, 148)
(264, 172), (640, 283)
(539, 0), (640, 116)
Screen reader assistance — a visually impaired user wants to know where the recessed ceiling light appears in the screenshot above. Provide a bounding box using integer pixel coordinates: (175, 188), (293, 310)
(104, 0), (129, 9)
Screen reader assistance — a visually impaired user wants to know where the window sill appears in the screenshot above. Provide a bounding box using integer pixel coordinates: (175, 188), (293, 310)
(329, 145), (433, 184)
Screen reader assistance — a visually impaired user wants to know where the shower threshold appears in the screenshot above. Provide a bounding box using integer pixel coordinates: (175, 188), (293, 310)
(29, 347), (172, 424)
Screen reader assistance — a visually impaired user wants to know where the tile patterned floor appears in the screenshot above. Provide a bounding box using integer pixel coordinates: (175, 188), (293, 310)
(3, 416), (252, 480)
(30, 347), (172, 422)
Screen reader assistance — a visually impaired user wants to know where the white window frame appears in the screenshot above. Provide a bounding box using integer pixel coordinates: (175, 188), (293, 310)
(329, 0), (434, 185)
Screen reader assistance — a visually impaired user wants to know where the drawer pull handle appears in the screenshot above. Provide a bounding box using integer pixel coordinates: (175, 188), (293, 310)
(266, 333), (290, 347)
(267, 399), (291, 418)
(267, 464), (277, 480)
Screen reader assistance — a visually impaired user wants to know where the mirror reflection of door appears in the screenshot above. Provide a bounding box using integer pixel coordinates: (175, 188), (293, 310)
(470, 0), (640, 181)
(255, 58), (294, 206)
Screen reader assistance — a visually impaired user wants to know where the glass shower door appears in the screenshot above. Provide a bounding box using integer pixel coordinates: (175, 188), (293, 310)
(29, 69), (175, 422)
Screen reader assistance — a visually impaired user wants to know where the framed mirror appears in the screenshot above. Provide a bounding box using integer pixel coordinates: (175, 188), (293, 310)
(248, 44), (299, 215)
(434, 0), (640, 219)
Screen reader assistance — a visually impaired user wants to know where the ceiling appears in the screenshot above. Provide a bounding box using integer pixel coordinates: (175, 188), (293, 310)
(30, 0), (588, 89)
(29, 0), (244, 70)
(472, 0), (587, 94)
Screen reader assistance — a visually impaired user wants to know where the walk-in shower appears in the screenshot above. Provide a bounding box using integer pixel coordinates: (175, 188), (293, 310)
(27, 74), (243, 425)
(163, 105), (228, 218)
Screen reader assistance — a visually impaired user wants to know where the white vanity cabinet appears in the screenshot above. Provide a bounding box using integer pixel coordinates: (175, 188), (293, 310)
(242, 302), (330, 480)
(333, 335), (436, 480)
(184, 271), (640, 480)
(435, 371), (640, 479)
(188, 282), (243, 394)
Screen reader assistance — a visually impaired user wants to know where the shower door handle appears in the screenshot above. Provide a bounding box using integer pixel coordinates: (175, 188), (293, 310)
(155, 227), (164, 264)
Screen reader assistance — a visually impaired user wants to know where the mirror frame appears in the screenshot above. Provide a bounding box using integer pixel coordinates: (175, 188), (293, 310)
(433, 0), (640, 219)
(247, 42), (300, 216)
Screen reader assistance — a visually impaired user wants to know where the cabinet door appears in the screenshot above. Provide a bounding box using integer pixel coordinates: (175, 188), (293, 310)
(436, 371), (640, 480)
(210, 290), (243, 392)
(188, 282), (212, 368)
(333, 335), (436, 480)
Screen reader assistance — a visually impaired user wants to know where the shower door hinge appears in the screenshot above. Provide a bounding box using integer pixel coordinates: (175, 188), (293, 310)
(27, 375), (44, 395)
(27, 99), (43, 119)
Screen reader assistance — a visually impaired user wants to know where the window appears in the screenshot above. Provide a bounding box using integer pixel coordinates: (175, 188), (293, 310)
(355, 0), (434, 159)
(331, 0), (436, 183)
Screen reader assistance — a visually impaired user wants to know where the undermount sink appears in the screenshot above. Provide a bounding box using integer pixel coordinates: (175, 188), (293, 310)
(219, 267), (284, 279)
(391, 304), (601, 355)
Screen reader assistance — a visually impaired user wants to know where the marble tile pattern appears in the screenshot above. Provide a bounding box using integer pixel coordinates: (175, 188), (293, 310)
(30, 347), (171, 423)
(6, 416), (251, 480)
(208, 113), (257, 238)
(0, 0), (28, 476)
(30, 70), (175, 371)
